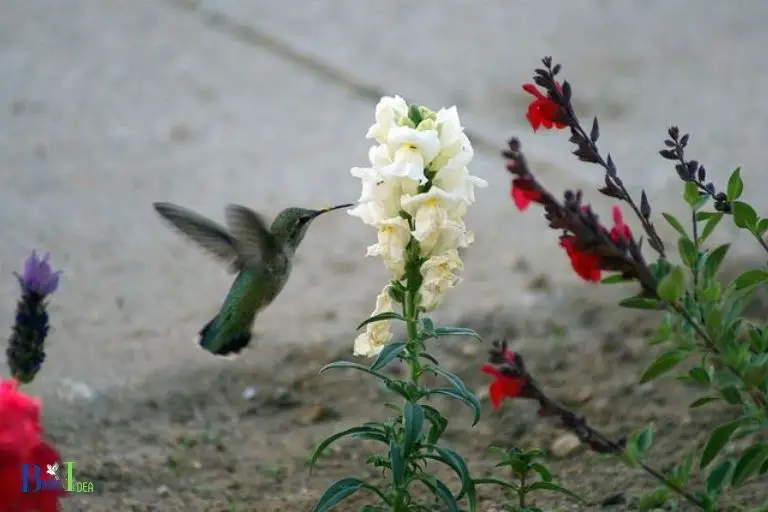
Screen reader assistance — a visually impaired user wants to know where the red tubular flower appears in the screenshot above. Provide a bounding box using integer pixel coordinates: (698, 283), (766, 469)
(522, 83), (567, 132)
(510, 177), (543, 211)
(0, 379), (65, 511)
(609, 205), (631, 242)
(560, 236), (602, 282)
(481, 348), (529, 410)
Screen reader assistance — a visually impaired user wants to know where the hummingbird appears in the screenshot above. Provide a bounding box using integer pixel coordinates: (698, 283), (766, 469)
(153, 201), (353, 356)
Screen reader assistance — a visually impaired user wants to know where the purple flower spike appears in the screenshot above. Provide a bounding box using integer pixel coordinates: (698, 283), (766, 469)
(19, 251), (61, 296)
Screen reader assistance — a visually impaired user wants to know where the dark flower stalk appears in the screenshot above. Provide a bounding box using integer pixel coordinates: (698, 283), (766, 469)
(7, 251), (61, 384)
(483, 340), (705, 509)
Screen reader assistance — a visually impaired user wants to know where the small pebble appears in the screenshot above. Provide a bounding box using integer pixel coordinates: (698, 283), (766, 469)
(461, 343), (480, 357)
(550, 433), (582, 458)
(241, 386), (258, 400)
(560, 386), (593, 406)
(156, 485), (170, 497)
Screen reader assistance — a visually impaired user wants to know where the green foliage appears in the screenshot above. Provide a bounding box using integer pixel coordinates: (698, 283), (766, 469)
(474, 446), (584, 511)
(619, 167), (768, 510)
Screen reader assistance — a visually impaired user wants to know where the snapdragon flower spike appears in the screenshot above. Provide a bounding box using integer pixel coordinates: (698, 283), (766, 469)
(7, 251), (61, 384)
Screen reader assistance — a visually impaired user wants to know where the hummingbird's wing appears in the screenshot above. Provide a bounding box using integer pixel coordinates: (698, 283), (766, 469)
(153, 202), (242, 273)
(224, 204), (279, 265)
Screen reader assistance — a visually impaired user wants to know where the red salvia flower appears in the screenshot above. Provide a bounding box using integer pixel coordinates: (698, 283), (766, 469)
(481, 347), (529, 410)
(560, 236), (602, 282)
(609, 205), (631, 242)
(0, 441), (64, 512)
(510, 177), (543, 211)
(522, 83), (567, 132)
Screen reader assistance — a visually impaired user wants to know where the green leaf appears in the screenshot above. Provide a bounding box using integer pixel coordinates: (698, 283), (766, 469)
(418, 475), (460, 512)
(678, 237), (698, 268)
(689, 395), (719, 409)
(683, 182), (700, 207)
(727, 167), (743, 201)
(700, 213), (724, 242)
(313, 477), (364, 511)
(309, 426), (383, 473)
(421, 317), (435, 337)
(720, 386), (743, 405)
(433, 326), (482, 340)
(732, 201), (758, 230)
(731, 443), (768, 487)
(402, 401), (424, 456)
(426, 388), (481, 426)
(706, 460), (733, 495)
(656, 266), (686, 303)
(319, 361), (390, 382)
(663, 213), (688, 238)
(530, 462), (552, 482)
(472, 477), (518, 492)
(633, 423), (654, 456)
(757, 218), (768, 236)
(619, 296), (662, 310)
(601, 274), (630, 284)
(526, 481), (584, 503)
(701, 420), (742, 469)
(356, 311), (405, 330)
(433, 446), (474, 500)
(703, 244), (730, 280)
(389, 441), (405, 486)
(640, 350), (689, 384)
(732, 269), (768, 291)
(369, 342), (407, 372)
(638, 487), (671, 511)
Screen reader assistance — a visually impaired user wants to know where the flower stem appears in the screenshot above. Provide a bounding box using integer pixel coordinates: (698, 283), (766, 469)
(404, 288), (421, 384)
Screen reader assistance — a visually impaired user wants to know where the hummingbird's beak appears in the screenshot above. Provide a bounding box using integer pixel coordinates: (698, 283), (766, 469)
(313, 203), (355, 217)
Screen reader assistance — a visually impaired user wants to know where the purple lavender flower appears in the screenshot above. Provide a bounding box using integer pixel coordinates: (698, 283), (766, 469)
(7, 250), (61, 383)
(18, 251), (61, 296)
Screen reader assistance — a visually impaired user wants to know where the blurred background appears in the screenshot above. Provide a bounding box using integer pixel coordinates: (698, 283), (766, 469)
(2, 0), (768, 405)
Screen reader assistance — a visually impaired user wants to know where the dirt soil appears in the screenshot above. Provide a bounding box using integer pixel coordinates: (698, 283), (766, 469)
(42, 264), (768, 512)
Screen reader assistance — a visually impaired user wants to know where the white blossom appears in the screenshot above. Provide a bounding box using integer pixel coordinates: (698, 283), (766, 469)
(364, 217), (411, 278)
(353, 286), (395, 357)
(380, 126), (441, 183)
(419, 249), (464, 312)
(366, 95), (409, 144)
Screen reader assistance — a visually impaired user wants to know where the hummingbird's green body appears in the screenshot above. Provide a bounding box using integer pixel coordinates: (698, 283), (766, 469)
(153, 202), (351, 356)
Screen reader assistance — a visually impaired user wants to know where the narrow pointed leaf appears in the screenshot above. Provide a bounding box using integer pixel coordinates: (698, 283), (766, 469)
(662, 213), (687, 238)
(433, 326), (482, 340)
(427, 388), (481, 425)
(433, 445), (473, 499)
(369, 342), (407, 371)
(309, 426), (382, 473)
(727, 167), (743, 201)
(526, 481), (585, 503)
(356, 312), (405, 330)
(403, 401), (424, 456)
(731, 443), (768, 486)
(732, 269), (768, 291)
(313, 477), (363, 512)
(701, 420), (742, 469)
(619, 296), (662, 310)
(389, 441), (405, 486)
(640, 350), (688, 383)
(320, 361), (390, 382)
(706, 460), (733, 494)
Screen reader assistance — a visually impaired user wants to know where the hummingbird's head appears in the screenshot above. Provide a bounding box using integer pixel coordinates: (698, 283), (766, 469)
(272, 203), (354, 250)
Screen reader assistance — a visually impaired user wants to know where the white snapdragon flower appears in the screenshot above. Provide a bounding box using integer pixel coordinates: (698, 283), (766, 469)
(347, 166), (417, 226)
(419, 249), (464, 312)
(400, 187), (467, 256)
(353, 286), (395, 357)
(380, 126), (441, 183)
(366, 95), (409, 144)
(365, 217), (412, 278)
(432, 165), (488, 217)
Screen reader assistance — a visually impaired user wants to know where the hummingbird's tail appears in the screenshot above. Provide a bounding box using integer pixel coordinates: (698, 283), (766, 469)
(197, 315), (252, 356)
